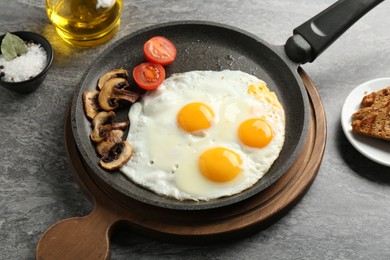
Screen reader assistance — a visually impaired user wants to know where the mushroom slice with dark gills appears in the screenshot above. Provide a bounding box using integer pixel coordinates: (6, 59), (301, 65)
(82, 89), (101, 120)
(96, 129), (124, 157)
(90, 111), (128, 143)
(98, 77), (139, 111)
(99, 141), (133, 171)
(97, 68), (129, 90)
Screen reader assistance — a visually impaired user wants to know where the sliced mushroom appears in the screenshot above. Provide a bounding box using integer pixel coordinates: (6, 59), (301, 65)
(96, 129), (124, 157)
(99, 141), (133, 171)
(97, 68), (129, 90)
(91, 111), (129, 143)
(98, 77), (139, 111)
(82, 89), (101, 120)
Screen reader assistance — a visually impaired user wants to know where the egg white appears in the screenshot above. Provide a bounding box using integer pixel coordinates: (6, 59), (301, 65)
(120, 70), (285, 201)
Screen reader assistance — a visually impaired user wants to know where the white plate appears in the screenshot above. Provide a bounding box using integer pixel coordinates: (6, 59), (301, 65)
(341, 78), (390, 167)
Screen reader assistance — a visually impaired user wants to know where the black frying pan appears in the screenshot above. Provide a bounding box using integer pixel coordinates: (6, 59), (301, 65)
(71, 0), (383, 210)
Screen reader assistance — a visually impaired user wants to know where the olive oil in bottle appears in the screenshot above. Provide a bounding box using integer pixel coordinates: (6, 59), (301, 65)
(46, 0), (123, 47)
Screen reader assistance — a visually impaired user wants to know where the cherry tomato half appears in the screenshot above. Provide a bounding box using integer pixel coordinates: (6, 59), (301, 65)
(133, 62), (166, 90)
(143, 36), (177, 66)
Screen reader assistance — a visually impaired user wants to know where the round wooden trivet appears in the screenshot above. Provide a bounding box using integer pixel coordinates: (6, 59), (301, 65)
(36, 68), (326, 260)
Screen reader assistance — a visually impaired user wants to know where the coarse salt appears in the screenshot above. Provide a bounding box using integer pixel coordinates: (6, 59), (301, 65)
(0, 43), (47, 82)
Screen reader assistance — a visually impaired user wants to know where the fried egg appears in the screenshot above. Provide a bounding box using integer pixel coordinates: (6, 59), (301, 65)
(120, 70), (285, 201)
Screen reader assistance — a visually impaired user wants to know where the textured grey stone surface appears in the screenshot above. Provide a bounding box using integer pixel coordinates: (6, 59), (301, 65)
(1, 0), (390, 259)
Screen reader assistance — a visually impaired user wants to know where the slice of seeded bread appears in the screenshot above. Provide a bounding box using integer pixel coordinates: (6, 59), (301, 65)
(361, 86), (390, 107)
(352, 100), (390, 120)
(351, 86), (390, 141)
(352, 105), (390, 141)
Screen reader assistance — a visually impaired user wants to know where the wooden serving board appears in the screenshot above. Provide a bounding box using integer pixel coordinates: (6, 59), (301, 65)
(36, 69), (326, 260)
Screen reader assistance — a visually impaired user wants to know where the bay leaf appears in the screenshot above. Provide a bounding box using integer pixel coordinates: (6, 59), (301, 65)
(1, 33), (28, 61)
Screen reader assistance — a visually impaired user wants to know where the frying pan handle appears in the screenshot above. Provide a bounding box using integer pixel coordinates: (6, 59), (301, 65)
(285, 0), (384, 64)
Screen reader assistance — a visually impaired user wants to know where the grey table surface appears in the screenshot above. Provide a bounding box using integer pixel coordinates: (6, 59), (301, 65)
(1, 0), (390, 259)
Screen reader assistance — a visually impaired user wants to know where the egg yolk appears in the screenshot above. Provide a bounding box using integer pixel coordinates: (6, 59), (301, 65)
(238, 118), (273, 148)
(199, 147), (242, 182)
(177, 102), (215, 133)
